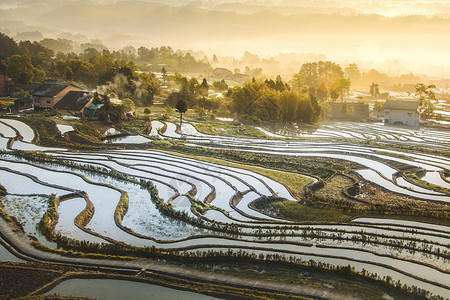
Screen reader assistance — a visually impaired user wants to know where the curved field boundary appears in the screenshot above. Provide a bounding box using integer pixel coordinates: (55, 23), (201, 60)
(5, 155), (448, 250)
(4, 159), (446, 274)
(0, 120), (21, 139)
(0, 217), (364, 300)
(182, 245), (450, 294)
(39, 155), (182, 203)
(3, 161), (450, 293)
(1, 148), (448, 298)
(0, 118), (34, 143)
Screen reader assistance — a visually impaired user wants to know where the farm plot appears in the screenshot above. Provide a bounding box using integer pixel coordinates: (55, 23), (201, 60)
(1, 154), (449, 296)
(155, 120), (450, 202)
(1, 118), (450, 298)
(0, 118), (35, 142)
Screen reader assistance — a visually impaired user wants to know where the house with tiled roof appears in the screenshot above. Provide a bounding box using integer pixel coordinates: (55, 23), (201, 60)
(211, 68), (233, 80)
(383, 100), (420, 126)
(53, 91), (94, 116)
(30, 82), (83, 109)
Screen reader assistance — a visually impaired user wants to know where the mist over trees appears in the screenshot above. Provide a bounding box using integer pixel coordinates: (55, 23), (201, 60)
(1, 0), (449, 77)
(0, 30), (446, 125)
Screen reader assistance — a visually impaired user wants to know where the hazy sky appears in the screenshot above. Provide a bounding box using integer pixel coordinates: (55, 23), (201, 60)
(1, 0), (450, 77)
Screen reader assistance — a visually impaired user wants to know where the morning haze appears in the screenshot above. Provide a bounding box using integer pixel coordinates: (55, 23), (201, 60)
(0, 0), (449, 77)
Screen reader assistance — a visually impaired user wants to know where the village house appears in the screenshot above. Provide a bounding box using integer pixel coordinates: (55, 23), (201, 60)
(30, 82), (83, 110)
(53, 91), (95, 117)
(210, 68), (233, 80)
(383, 100), (420, 126)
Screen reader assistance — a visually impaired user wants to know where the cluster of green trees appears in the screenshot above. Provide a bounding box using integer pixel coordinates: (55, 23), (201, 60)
(0, 33), (161, 93)
(1, 32), (212, 86)
(165, 73), (321, 124)
(91, 92), (128, 123)
(0, 34), (52, 84)
(166, 74), (214, 108)
(290, 61), (351, 102)
(230, 81), (320, 124)
(136, 46), (211, 73)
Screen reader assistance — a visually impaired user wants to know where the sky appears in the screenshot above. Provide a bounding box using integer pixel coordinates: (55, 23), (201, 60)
(1, 0), (450, 77)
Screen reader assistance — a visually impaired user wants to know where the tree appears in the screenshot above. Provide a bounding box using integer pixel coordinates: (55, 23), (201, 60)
(63, 66), (74, 81)
(415, 83), (436, 105)
(93, 52), (116, 85)
(198, 78), (209, 99)
(122, 98), (135, 111)
(344, 63), (361, 83)
(33, 67), (47, 83)
(296, 61), (344, 93)
(0, 32), (20, 59)
(275, 75), (287, 92)
(330, 90), (339, 101)
(230, 81), (263, 117)
(176, 99), (188, 128)
(370, 83), (380, 98)
(416, 83), (436, 119)
(212, 80), (228, 91)
(331, 78), (351, 101)
(317, 83), (328, 102)
(6, 54), (35, 84)
(161, 67), (167, 84)
(290, 72), (307, 94)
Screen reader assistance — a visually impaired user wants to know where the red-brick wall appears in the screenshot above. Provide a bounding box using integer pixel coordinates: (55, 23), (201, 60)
(0, 74), (8, 96)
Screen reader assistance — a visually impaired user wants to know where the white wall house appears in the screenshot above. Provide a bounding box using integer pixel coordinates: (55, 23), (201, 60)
(383, 100), (420, 126)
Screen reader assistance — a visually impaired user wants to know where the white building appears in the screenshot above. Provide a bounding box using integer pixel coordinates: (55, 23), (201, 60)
(383, 100), (420, 126)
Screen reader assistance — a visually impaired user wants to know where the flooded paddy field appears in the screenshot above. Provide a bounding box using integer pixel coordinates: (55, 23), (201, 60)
(0, 118), (449, 299)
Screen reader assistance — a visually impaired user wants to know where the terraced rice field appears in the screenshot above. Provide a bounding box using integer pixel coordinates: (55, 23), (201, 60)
(0, 118), (449, 298)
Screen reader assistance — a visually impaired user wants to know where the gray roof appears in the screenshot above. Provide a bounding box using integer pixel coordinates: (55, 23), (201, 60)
(53, 91), (93, 111)
(30, 82), (77, 97)
(383, 100), (420, 111)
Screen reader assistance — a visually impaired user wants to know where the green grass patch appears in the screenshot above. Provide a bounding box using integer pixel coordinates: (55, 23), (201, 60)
(375, 150), (411, 160)
(194, 123), (268, 139)
(253, 198), (351, 221)
(0, 99), (14, 109)
(194, 123), (218, 135)
(314, 174), (355, 201)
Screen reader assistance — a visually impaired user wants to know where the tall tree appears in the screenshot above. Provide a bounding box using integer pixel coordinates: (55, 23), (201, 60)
(161, 67), (167, 84)
(290, 72), (307, 94)
(0, 32), (20, 59)
(415, 83), (436, 104)
(176, 99), (188, 128)
(198, 78), (209, 100)
(344, 63), (361, 83)
(370, 83), (380, 98)
(416, 83), (436, 119)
